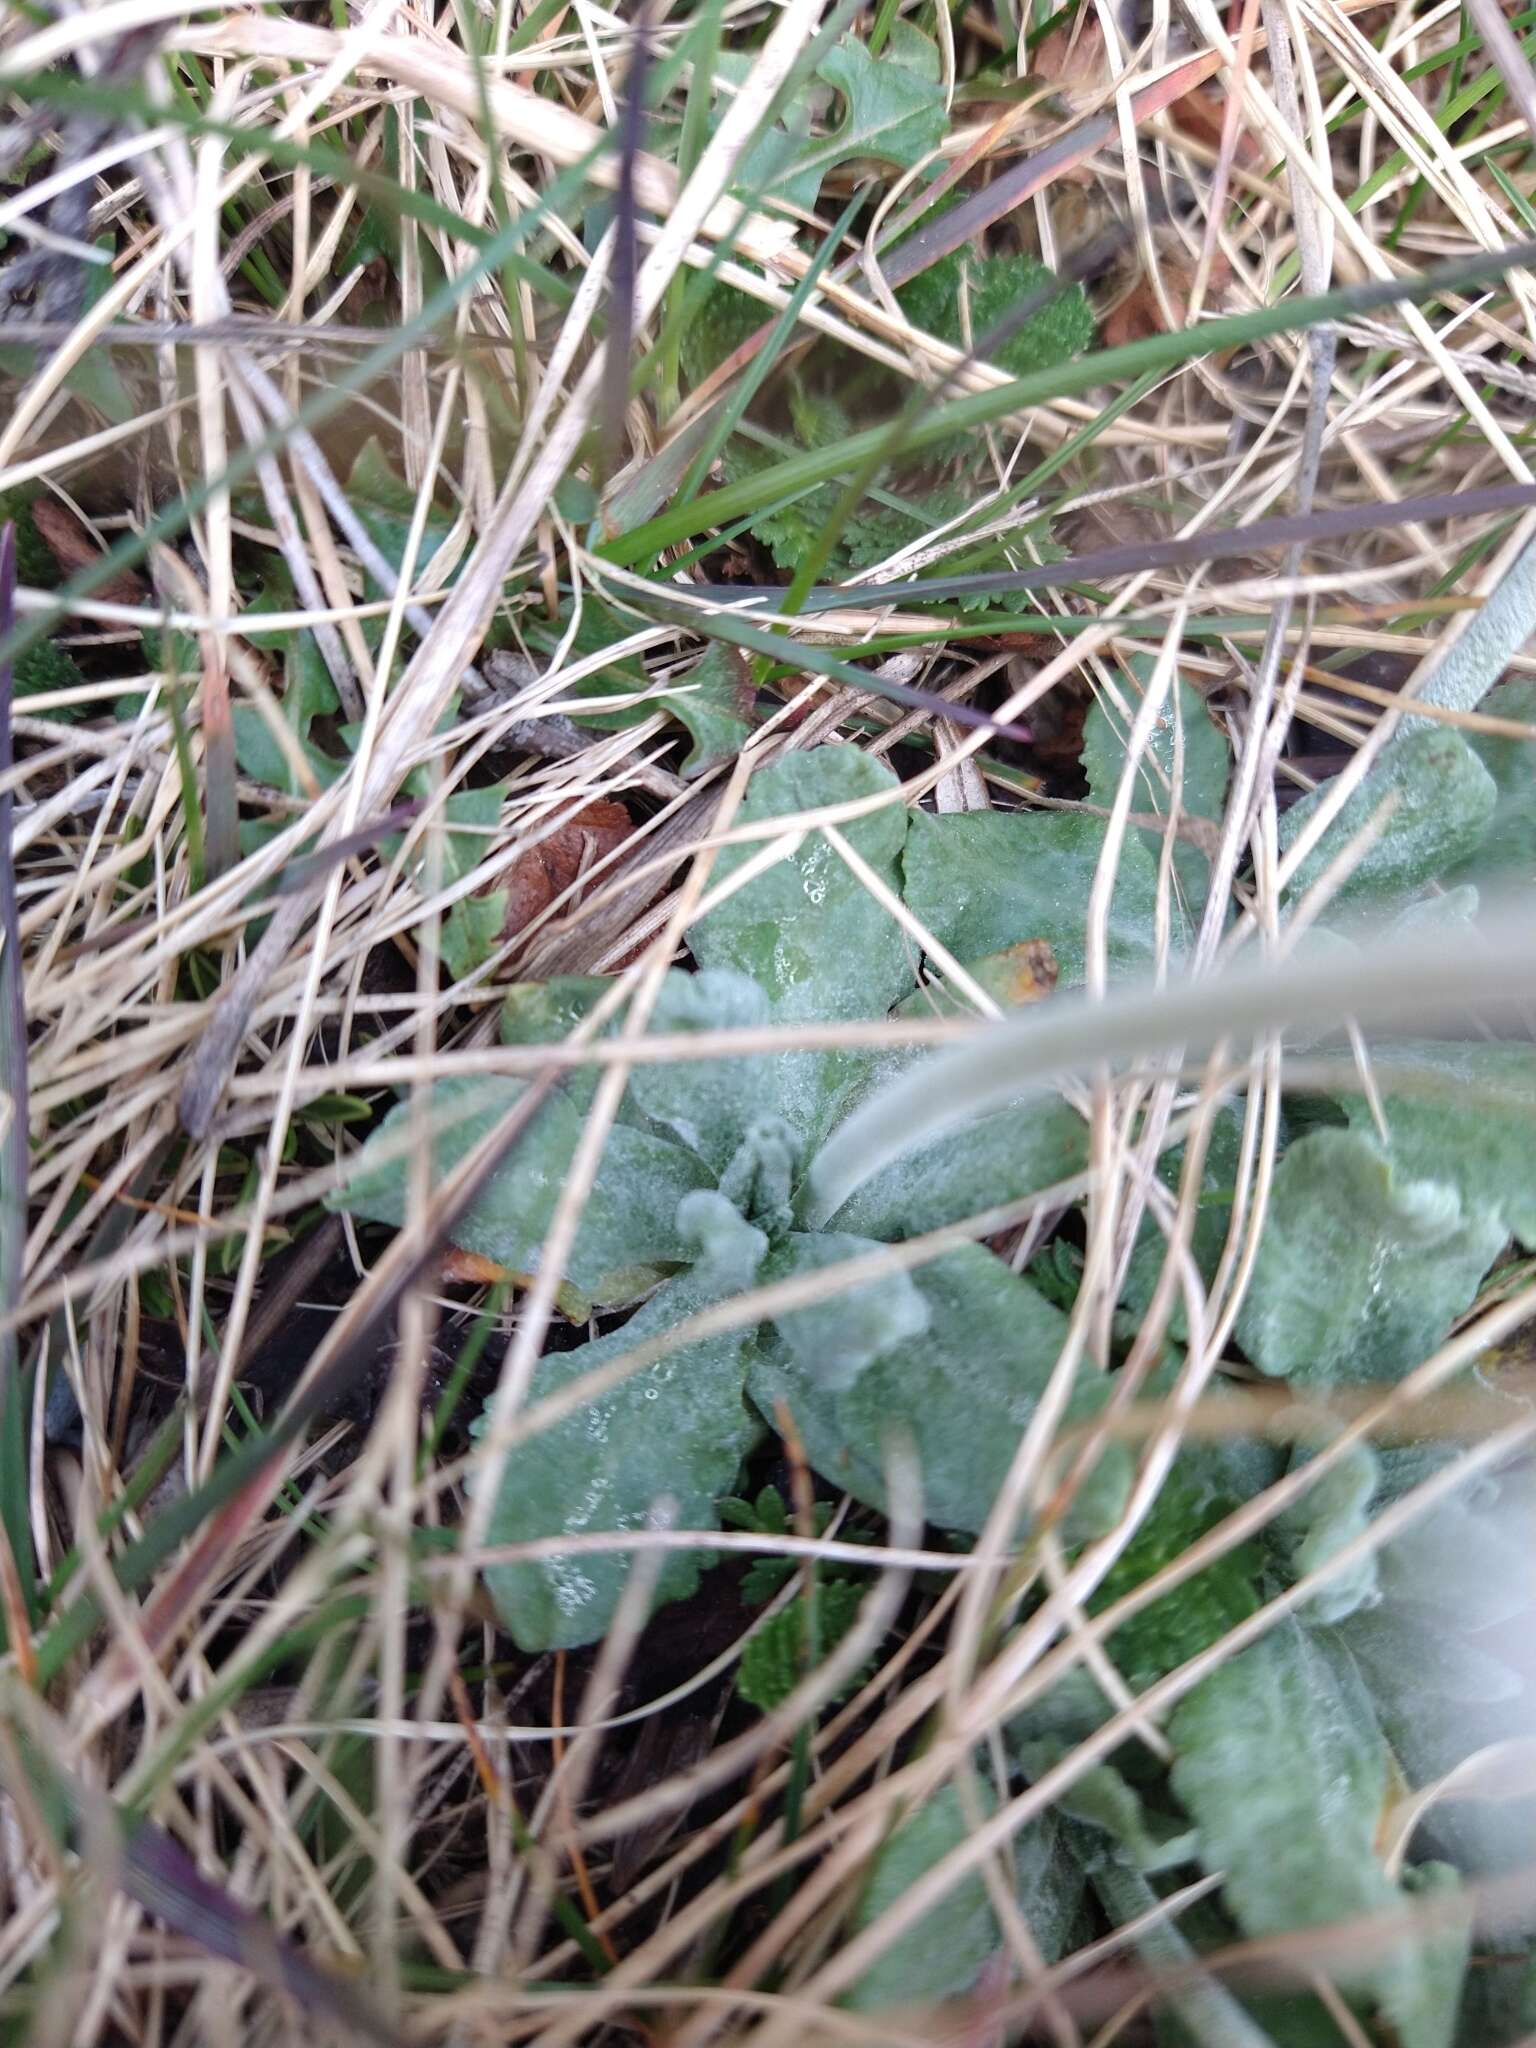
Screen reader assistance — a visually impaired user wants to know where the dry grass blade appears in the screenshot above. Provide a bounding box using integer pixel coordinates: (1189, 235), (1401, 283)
(0, 525), (33, 1668)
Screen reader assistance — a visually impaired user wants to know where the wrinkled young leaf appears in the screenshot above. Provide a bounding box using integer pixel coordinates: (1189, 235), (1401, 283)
(717, 383), (862, 572)
(1235, 1128), (1505, 1386)
(902, 810), (1160, 985)
(719, 431), (845, 571)
(760, 1230), (930, 1392)
(1444, 677), (1536, 890)
(1170, 1623), (1469, 2048)
(843, 1781), (1000, 2012)
(628, 968), (776, 1173)
(1082, 659), (1228, 916)
(1280, 727), (1496, 912)
(842, 479), (971, 571)
(1319, 1041), (1536, 1249)
(473, 1192), (768, 1649)
(13, 636), (84, 705)
(749, 1244), (1128, 1537)
(679, 277), (773, 393)
(1272, 1439), (1381, 1624)
(328, 1076), (710, 1310)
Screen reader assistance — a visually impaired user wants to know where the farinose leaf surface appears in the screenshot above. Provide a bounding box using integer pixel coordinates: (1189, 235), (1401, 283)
(902, 809), (1161, 986)
(1170, 1624), (1469, 2048)
(328, 1076), (710, 1310)
(1280, 726), (1496, 912)
(758, 1230), (930, 1392)
(688, 746), (912, 1023)
(473, 1192), (768, 1650)
(1321, 1040), (1536, 1249)
(1235, 1127), (1505, 1385)
(748, 1243), (1128, 1537)
(842, 1781), (1001, 2012)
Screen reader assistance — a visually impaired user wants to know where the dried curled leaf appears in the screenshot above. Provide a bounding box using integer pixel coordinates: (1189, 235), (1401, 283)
(501, 797), (634, 939)
(30, 496), (146, 607)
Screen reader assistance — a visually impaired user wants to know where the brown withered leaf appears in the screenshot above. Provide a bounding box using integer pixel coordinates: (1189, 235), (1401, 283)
(440, 1245), (590, 1321)
(1033, 15), (1106, 94)
(1102, 248), (1234, 349)
(30, 497), (147, 608)
(1169, 81), (1263, 169)
(442, 1247), (520, 1287)
(501, 796), (634, 940)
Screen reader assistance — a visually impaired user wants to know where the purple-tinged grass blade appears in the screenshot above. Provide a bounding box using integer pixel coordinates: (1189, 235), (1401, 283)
(122, 1816), (404, 2047)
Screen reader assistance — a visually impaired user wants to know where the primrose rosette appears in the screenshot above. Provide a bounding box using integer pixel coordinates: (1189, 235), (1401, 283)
(333, 718), (1536, 2041)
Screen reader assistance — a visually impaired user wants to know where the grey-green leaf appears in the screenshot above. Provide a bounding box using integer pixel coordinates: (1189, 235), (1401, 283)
(686, 748), (911, 1145)
(688, 746), (912, 1023)
(902, 810), (1161, 986)
(1170, 1625), (1390, 1939)
(823, 1056), (1087, 1242)
(1235, 1128), (1505, 1385)
(1272, 1440), (1381, 1624)
(842, 1782), (1000, 2012)
(1444, 678), (1536, 890)
(628, 968), (776, 1173)
(748, 1244), (1129, 1537)
(498, 975), (617, 1110)
(1320, 1040), (1536, 1250)
(473, 1193), (768, 1649)
(1408, 534), (1536, 723)
(1170, 1623), (1468, 2047)
(1392, 1864), (1473, 2048)
(1279, 727), (1496, 912)
(1082, 659), (1229, 917)
(761, 1231), (930, 1392)
(1117, 1104), (1247, 1344)
(328, 1077), (710, 1308)
(1031, 1760), (1196, 1873)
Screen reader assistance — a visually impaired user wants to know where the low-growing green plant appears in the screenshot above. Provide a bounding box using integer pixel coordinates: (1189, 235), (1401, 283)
(333, 702), (1536, 2039)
